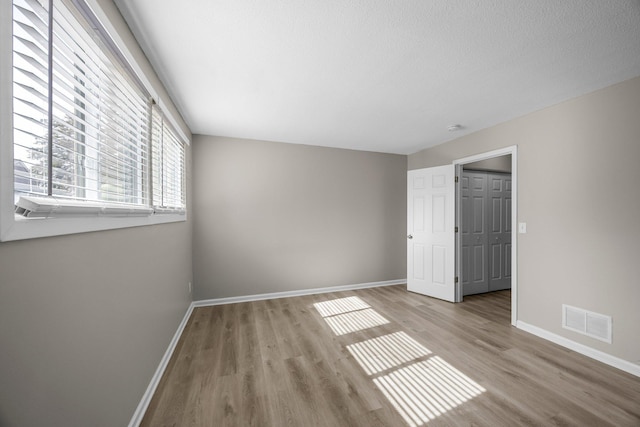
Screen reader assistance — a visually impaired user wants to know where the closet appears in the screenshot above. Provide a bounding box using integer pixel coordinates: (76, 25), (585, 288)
(460, 170), (512, 296)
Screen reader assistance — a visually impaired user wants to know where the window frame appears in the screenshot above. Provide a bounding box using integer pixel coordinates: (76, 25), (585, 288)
(0, 0), (189, 242)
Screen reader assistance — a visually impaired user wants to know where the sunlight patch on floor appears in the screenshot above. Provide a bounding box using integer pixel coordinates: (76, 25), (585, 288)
(346, 331), (432, 375)
(314, 295), (485, 426)
(322, 308), (390, 335)
(313, 296), (370, 317)
(373, 356), (486, 427)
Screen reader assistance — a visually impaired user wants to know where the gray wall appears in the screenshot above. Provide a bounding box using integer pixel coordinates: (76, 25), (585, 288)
(0, 220), (193, 427)
(193, 135), (407, 300)
(0, 1), (193, 426)
(409, 75), (640, 366)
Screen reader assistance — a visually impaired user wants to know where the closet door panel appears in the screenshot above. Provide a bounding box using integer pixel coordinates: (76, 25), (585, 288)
(461, 172), (489, 296)
(488, 173), (512, 291)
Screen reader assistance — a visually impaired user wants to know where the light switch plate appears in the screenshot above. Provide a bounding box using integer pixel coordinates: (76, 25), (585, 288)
(518, 222), (527, 233)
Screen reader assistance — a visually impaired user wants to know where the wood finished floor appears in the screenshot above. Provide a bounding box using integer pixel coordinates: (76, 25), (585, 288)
(141, 286), (640, 426)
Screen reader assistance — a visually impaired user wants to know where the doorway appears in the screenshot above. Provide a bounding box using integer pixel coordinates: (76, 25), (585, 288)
(454, 146), (518, 325)
(406, 146), (517, 324)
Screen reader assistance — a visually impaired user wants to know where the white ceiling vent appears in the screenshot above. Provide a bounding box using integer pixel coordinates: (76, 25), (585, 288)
(562, 305), (612, 344)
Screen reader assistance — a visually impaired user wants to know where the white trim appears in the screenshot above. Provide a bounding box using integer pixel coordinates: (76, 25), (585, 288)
(454, 163), (463, 302)
(128, 303), (195, 427)
(517, 321), (640, 378)
(453, 146), (516, 165)
(453, 145), (518, 326)
(511, 148), (518, 326)
(0, 0), (14, 244)
(193, 279), (407, 308)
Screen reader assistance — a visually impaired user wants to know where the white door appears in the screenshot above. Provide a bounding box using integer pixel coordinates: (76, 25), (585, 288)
(407, 165), (456, 302)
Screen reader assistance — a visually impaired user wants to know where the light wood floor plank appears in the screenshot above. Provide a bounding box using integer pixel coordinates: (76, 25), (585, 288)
(141, 285), (640, 426)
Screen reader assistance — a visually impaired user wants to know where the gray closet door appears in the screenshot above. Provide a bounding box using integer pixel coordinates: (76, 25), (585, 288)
(461, 170), (512, 296)
(488, 173), (512, 291)
(461, 172), (489, 295)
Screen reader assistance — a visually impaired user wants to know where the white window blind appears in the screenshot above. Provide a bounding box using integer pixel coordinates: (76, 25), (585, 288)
(151, 105), (185, 211)
(11, 0), (186, 219)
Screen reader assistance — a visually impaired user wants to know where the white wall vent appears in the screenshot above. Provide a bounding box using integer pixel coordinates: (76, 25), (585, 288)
(562, 305), (612, 343)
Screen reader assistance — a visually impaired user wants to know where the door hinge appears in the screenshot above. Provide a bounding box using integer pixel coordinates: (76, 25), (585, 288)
(455, 276), (459, 283)
(455, 176), (459, 183)
(455, 226), (459, 233)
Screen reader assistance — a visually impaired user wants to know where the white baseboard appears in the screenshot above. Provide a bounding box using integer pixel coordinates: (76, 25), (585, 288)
(192, 279), (407, 308)
(128, 303), (195, 427)
(516, 320), (640, 378)
(129, 278), (405, 425)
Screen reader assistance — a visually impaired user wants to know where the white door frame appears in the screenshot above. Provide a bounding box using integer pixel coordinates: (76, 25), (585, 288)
(453, 146), (518, 326)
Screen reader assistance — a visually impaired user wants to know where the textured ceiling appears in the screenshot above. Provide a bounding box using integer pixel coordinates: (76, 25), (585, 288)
(114, 0), (640, 154)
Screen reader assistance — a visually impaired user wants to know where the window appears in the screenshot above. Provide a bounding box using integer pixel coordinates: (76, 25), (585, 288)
(1, 0), (187, 241)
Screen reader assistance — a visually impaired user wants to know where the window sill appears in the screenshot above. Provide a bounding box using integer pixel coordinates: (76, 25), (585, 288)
(0, 211), (186, 242)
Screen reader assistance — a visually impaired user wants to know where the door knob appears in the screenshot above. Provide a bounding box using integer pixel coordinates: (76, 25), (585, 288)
(407, 234), (413, 239)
